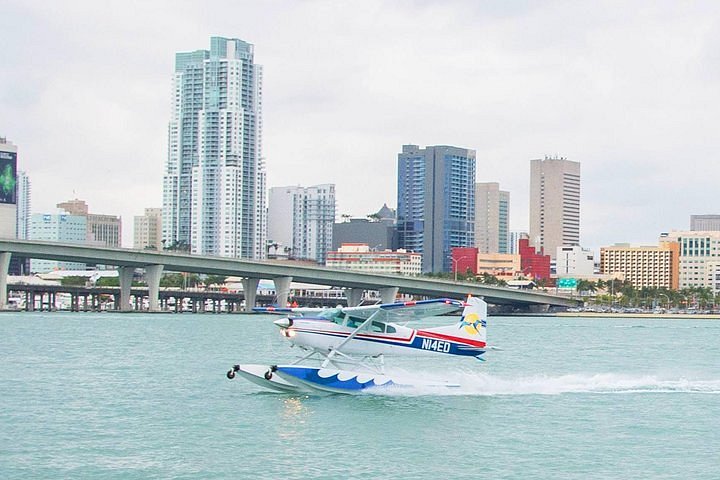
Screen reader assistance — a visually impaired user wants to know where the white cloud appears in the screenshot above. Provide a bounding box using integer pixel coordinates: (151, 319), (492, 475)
(2, 0), (720, 252)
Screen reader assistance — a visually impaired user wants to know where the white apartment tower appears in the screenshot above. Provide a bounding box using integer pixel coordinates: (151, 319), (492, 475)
(16, 171), (31, 239)
(529, 156), (580, 260)
(475, 182), (510, 254)
(163, 37), (266, 258)
(267, 185), (336, 264)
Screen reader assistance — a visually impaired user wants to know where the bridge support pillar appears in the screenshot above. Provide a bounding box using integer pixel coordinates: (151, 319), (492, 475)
(345, 288), (364, 307)
(379, 287), (399, 304)
(146, 264), (163, 312)
(118, 266), (134, 311)
(241, 278), (259, 312)
(0, 252), (10, 310)
(273, 276), (292, 308)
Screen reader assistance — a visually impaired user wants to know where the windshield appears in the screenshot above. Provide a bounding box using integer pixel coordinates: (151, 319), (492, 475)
(317, 308), (344, 324)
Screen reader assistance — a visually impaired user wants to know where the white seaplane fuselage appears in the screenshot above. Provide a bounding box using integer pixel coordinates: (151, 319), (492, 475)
(227, 297), (490, 395)
(276, 309), (486, 358)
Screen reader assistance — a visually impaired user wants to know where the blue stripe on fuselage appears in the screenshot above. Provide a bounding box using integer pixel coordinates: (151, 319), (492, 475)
(291, 328), (484, 356)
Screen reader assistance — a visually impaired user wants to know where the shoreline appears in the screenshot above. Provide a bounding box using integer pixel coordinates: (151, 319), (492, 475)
(554, 311), (720, 319)
(4, 309), (720, 319)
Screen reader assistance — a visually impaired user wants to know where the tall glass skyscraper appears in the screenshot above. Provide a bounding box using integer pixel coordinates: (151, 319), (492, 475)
(397, 145), (476, 273)
(163, 37), (266, 258)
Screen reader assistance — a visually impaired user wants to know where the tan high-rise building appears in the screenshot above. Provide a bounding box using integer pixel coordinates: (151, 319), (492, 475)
(57, 198), (122, 247)
(600, 242), (679, 290)
(475, 182), (510, 254)
(529, 157), (580, 260)
(134, 208), (162, 251)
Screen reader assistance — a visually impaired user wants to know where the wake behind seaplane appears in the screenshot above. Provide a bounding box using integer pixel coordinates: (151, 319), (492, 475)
(226, 296), (493, 394)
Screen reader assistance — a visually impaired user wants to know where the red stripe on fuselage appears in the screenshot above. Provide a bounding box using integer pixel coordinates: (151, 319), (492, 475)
(415, 330), (486, 348)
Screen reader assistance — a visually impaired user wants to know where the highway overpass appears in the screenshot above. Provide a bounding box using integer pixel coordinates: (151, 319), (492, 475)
(0, 239), (580, 311)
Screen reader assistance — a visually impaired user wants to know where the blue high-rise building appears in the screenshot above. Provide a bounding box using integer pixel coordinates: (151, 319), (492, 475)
(163, 37), (266, 258)
(397, 145), (476, 273)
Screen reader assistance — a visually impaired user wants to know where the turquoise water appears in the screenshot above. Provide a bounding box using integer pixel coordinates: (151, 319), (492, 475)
(1, 312), (719, 479)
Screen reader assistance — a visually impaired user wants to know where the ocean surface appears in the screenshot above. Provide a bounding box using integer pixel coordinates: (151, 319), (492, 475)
(1, 311), (719, 479)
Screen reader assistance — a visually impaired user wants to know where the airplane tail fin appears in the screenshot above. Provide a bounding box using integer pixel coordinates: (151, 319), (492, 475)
(427, 296), (487, 344)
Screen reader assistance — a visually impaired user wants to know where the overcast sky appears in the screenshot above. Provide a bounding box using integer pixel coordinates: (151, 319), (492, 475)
(2, 0), (720, 251)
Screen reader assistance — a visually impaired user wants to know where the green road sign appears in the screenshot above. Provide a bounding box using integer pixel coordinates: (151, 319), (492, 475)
(557, 278), (578, 288)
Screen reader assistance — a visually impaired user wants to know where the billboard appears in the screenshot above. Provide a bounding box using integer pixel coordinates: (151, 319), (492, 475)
(0, 150), (17, 205)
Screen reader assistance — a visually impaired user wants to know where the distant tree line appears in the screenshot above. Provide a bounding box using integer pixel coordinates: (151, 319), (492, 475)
(576, 279), (718, 310)
(59, 274), (228, 290)
(421, 272), (718, 309)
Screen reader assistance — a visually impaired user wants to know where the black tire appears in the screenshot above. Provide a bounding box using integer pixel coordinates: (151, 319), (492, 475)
(264, 370), (273, 380)
(226, 369), (236, 379)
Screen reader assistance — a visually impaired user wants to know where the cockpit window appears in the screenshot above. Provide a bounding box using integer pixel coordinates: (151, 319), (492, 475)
(370, 321), (384, 333)
(342, 317), (396, 334)
(317, 308), (339, 320)
(317, 308), (345, 325)
(345, 316), (364, 328)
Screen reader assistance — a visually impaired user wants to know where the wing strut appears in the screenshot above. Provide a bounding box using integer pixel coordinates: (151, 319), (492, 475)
(321, 309), (382, 368)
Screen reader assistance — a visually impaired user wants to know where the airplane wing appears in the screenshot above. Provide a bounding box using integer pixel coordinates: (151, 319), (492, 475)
(342, 298), (464, 322)
(252, 306), (325, 316)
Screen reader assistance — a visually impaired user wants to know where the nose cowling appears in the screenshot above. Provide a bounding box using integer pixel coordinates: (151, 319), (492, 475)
(273, 317), (293, 328)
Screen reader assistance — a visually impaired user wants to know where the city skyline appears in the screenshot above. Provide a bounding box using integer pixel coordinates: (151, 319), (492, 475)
(3, 1), (720, 252)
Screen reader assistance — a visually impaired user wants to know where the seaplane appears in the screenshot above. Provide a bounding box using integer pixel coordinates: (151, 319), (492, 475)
(226, 296), (491, 394)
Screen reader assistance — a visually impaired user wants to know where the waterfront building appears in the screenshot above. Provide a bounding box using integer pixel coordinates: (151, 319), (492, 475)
(397, 144), (475, 273)
(326, 243), (421, 276)
(660, 231), (720, 293)
(529, 156), (581, 260)
(450, 247), (479, 276)
(57, 198), (121, 247)
(519, 237), (551, 281)
(163, 36), (266, 259)
(29, 213), (87, 272)
(134, 208), (163, 251)
(267, 184), (335, 264)
(477, 253), (522, 280)
(475, 182), (510, 254)
(599, 242), (679, 290)
(556, 245), (595, 278)
(0, 137), (18, 239)
(450, 246), (523, 280)
(332, 204), (397, 252)
(690, 215), (720, 231)
(16, 171), (30, 239)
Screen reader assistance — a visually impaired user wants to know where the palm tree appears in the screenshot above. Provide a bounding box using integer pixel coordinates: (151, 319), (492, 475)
(576, 279), (597, 295)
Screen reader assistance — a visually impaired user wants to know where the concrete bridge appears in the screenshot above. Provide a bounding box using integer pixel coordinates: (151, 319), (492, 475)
(0, 239), (580, 312)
